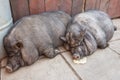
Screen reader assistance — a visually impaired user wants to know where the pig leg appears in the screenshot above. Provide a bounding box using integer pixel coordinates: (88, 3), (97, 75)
(98, 41), (109, 49)
(95, 33), (109, 49)
(21, 41), (39, 65)
(44, 46), (59, 58)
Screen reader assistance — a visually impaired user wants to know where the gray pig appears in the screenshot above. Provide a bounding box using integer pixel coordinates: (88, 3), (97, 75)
(3, 11), (71, 72)
(61, 10), (115, 60)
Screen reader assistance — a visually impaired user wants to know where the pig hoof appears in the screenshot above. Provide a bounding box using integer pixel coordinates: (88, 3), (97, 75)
(103, 43), (109, 48)
(6, 66), (13, 72)
(55, 49), (61, 54)
(99, 43), (109, 49)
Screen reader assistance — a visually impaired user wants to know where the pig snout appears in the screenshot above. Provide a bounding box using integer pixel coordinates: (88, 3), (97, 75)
(6, 61), (21, 72)
(71, 47), (82, 60)
(6, 60), (20, 72)
(5, 55), (24, 72)
(6, 64), (13, 72)
(72, 53), (81, 60)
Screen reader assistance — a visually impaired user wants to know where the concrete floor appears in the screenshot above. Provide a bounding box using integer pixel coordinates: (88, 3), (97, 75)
(1, 19), (120, 80)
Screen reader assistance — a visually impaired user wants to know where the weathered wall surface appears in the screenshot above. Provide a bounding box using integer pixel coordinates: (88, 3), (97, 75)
(10, 0), (120, 22)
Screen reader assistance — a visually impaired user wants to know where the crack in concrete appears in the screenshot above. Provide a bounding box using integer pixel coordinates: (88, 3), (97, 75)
(60, 54), (82, 80)
(110, 39), (120, 42)
(108, 47), (120, 55)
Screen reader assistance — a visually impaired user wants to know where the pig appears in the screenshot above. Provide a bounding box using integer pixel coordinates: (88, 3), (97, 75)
(3, 11), (71, 72)
(61, 22), (97, 60)
(61, 10), (116, 60)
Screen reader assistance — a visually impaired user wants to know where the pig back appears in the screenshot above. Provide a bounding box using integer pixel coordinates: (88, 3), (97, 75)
(40, 11), (71, 47)
(73, 10), (114, 42)
(7, 11), (71, 48)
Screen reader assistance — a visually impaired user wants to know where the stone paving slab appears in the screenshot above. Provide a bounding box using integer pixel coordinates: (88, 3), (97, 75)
(1, 19), (120, 80)
(109, 40), (120, 55)
(1, 55), (79, 80)
(61, 48), (120, 80)
(110, 30), (120, 41)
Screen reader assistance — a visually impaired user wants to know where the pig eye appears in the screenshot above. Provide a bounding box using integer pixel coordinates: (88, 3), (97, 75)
(7, 50), (15, 56)
(16, 52), (20, 56)
(8, 53), (15, 57)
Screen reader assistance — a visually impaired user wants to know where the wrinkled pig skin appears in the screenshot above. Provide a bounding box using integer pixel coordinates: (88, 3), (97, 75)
(61, 10), (115, 60)
(3, 11), (71, 72)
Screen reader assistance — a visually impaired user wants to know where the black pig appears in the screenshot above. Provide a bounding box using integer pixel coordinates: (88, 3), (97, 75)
(4, 11), (71, 72)
(61, 10), (115, 60)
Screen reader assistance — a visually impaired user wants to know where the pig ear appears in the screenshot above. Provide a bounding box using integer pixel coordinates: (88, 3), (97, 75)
(60, 36), (67, 42)
(60, 32), (70, 42)
(66, 32), (71, 44)
(66, 32), (70, 41)
(15, 41), (23, 49)
(3, 37), (10, 49)
(78, 29), (86, 41)
(69, 32), (75, 45)
(4, 37), (8, 44)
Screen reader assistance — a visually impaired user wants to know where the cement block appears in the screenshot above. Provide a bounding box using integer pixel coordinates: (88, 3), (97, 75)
(1, 55), (79, 80)
(110, 30), (120, 42)
(61, 48), (120, 80)
(109, 40), (120, 55)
